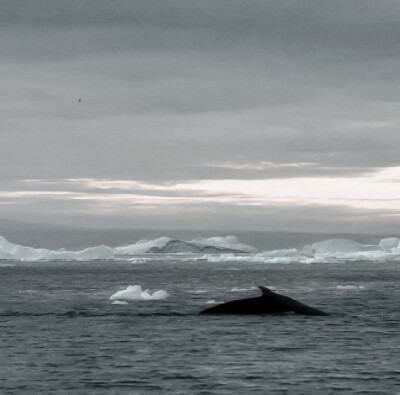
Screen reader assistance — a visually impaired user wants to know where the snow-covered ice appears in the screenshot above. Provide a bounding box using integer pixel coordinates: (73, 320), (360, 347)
(205, 300), (224, 305)
(115, 235), (256, 255)
(109, 285), (170, 301)
(0, 236), (114, 261)
(1, 234), (400, 264)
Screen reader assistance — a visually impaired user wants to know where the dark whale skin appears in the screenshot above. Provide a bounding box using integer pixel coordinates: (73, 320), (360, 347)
(200, 286), (329, 316)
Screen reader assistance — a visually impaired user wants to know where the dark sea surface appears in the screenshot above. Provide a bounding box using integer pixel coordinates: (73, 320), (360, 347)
(1, 259), (399, 394)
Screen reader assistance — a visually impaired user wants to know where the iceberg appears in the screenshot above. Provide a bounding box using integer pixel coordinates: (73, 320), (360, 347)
(1, 234), (400, 264)
(0, 236), (114, 261)
(109, 285), (169, 301)
(206, 248), (304, 264)
(203, 238), (400, 264)
(115, 235), (257, 255)
(379, 237), (400, 253)
(114, 237), (172, 255)
(111, 300), (129, 305)
(308, 239), (380, 254)
(0, 234), (255, 262)
(304, 239), (397, 263)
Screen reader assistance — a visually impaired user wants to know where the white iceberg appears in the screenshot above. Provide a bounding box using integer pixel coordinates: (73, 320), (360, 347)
(0, 234), (255, 262)
(309, 239), (380, 254)
(0, 236), (114, 261)
(114, 235), (257, 255)
(203, 238), (400, 264)
(115, 237), (171, 255)
(109, 285), (170, 301)
(305, 239), (399, 263)
(379, 237), (400, 253)
(206, 249), (304, 264)
(2, 234), (400, 264)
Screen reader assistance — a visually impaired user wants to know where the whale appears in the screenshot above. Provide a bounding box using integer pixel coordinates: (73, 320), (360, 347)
(200, 286), (329, 316)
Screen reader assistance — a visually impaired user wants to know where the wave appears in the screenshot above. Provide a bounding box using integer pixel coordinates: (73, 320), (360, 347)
(1, 234), (400, 264)
(0, 310), (187, 318)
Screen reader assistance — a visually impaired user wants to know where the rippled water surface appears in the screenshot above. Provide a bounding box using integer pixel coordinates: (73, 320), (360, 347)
(1, 259), (399, 394)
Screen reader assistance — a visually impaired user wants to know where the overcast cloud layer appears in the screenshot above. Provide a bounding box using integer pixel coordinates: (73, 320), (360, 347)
(1, 0), (399, 234)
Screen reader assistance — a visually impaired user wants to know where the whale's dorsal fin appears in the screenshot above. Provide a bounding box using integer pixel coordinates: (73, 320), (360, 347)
(259, 286), (275, 296)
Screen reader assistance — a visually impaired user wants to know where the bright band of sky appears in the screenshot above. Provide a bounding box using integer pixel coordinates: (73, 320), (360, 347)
(2, 166), (400, 212)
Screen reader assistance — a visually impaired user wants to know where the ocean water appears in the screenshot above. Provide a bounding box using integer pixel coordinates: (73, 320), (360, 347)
(1, 259), (399, 394)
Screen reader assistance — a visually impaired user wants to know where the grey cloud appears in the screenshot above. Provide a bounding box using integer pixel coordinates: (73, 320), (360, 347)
(1, 190), (399, 235)
(1, 112), (399, 182)
(3, 0), (400, 62)
(0, 178), (234, 199)
(1, 1), (400, 231)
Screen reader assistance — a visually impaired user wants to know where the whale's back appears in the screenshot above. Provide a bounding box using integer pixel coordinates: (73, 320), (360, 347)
(200, 286), (328, 315)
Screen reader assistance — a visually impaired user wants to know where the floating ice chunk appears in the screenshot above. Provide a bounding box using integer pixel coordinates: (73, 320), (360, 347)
(111, 300), (129, 305)
(109, 285), (169, 301)
(336, 285), (365, 290)
(128, 257), (152, 264)
(379, 238), (400, 253)
(205, 300), (224, 305)
(145, 289), (169, 300)
(231, 286), (258, 292)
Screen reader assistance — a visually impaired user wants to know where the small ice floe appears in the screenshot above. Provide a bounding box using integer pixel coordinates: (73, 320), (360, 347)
(18, 289), (39, 294)
(231, 286), (258, 292)
(205, 300), (224, 305)
(336, 285), (365, 290)
(109, 285), (169, 302)
(127, 257), (151, 264)
(111, 300), (128, 305)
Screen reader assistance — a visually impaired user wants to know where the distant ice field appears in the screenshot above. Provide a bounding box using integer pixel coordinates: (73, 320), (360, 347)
(1, 234), (400, 264)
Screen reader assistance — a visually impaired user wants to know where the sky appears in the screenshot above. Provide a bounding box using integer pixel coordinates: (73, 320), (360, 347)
(1, 0), (400, 234)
